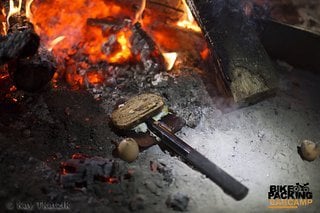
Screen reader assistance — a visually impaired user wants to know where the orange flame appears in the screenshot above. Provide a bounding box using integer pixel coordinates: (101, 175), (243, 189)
(176, 0), (201, 32)
(86, 72), (105, 85)
(7, 0), (22, 24)
(31, 0), (132, 65)
(107, 30), (132, 63)
(26, 0), (34, 19)
(48, 36), (65, 51)
(1, 8), (7, 35)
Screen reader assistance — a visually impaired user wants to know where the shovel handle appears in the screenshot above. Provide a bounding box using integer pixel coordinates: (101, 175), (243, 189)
(146, 119), (249, 200)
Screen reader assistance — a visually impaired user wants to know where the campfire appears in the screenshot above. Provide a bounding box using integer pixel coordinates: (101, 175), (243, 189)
(0, 0), (208, 95)
(0, 0), (320, 211)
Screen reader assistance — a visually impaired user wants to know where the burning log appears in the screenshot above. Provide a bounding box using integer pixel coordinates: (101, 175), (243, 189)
(1, 2), (56, 92)
(0, 29), (39, 65)
(186, 0), (278, 105)
(131, 23), (165, 73)
(2, 5), (41, 61)
(8, 46), (56, 92)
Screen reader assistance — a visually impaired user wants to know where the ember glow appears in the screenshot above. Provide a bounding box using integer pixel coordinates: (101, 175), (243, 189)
(1, 0), (205, 88)
(31, 0), (132, 64)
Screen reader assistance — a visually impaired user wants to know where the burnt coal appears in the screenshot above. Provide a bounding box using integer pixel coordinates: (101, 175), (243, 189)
(59, 155), (115, 188)
(8, 46), (56, 92)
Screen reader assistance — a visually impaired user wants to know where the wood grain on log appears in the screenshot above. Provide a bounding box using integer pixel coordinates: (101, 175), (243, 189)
(186, 0), (278, 105)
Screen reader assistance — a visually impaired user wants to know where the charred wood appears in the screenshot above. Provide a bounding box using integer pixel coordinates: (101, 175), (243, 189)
(8, 46), (56, 92)
(87, 17), (131, 34)
(0, 29), (39, 65)
(186, 0), (278, 105)
(131, 23), (165, 73)
(0, 8), (55, 92)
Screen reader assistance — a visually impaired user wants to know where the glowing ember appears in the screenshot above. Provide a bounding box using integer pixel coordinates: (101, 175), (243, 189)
(162, 52), (178, 71)
(107, 30), (132, 64)
(1, 0), (208, 89)
(86, 72), (105, 85)
(200, 47), (210, 60)
(176, 0), (201, 32)
(31, 0), (132, 65)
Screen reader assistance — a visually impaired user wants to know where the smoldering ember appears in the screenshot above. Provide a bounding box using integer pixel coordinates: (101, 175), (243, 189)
(0, 0), (319, 212)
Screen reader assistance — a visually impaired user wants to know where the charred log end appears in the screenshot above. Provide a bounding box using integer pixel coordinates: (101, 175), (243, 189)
(7, 14), (40, 58)
(230, 67), (277, 106)
(0, 29), (40, 65)
(16, 30), (40, 58)
(8, 48), (56, 92)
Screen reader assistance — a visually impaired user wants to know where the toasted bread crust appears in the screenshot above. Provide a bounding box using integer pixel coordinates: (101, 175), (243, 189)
(111, 93), (164, 129)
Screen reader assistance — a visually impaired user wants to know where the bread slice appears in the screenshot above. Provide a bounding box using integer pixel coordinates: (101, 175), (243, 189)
(111, 93), (164, 130)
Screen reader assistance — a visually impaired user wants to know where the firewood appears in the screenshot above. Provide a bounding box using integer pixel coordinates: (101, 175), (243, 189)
(8, 46), (56, 92)
(0, 29), (39, 65)
(0, 8), (55, 92)
(186, 0), (278, 105)
(131, 23), (165, 73)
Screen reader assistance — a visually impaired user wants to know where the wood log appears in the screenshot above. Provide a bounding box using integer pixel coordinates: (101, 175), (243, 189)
(8, 46), (56, 92)
(131, 23), (165, 73)
(0, 29), (40, 65)
(0, 9), (56, 92)
(186, 0), (278, 105)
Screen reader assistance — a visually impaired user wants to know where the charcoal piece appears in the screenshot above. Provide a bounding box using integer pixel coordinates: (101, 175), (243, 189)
(87, 17), (131, 34)
(8, 47), (56, 92)
(155, 162), (173, 184)
(0, 29), (40, 65)
(87, 17), (122, 28)
(130, 23), (165, 73)
(186, 0), (278, 105)
(59, 156), (115, 188)
(166, 192), (189, 212)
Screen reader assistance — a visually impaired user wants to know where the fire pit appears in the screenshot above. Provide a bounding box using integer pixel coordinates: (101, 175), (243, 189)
(0, 0), (320, 212)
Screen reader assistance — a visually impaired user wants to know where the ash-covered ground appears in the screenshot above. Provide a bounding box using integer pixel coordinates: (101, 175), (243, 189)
(0, 60), (319, 212)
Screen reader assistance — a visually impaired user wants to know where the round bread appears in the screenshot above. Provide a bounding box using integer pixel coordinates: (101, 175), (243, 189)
(111, 93), (164, 129)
